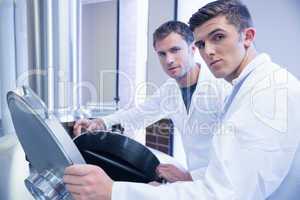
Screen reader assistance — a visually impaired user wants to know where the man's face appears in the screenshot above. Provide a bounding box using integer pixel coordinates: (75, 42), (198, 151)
(193, 15), (247, 81)
(154, 32), (195, 80)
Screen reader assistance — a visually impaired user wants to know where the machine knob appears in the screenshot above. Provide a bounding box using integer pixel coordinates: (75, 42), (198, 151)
(24, 169), (72, 200)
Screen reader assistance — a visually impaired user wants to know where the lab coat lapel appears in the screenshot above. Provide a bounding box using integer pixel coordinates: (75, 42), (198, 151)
(187, 64), (215, 121)
(223, 54), (275, 121)
(172, 80), (188, 118)
(179, 88), (189, 118)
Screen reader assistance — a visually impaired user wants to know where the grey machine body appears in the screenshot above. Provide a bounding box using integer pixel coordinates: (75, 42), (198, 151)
(7, 86), (86, 200)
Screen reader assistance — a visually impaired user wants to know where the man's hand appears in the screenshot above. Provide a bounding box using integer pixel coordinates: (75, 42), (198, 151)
(73, 118), (106, 137)
(63, 164), (113, 200)
(156, 164), (192, 183)
(148, 181), (161, 186)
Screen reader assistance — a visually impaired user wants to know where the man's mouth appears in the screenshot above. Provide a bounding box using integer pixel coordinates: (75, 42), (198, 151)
(168, 66), (179, 71)
(210, 59), (221, 67)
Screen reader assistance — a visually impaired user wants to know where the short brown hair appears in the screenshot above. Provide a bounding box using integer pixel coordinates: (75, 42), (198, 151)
(153, 21), (194, 47)
(189, 0), (253, 32)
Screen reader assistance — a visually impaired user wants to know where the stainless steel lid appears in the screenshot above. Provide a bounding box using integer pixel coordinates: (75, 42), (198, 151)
(7, 86), (86, 200)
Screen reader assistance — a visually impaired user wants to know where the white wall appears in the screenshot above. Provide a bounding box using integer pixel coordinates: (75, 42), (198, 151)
(0, 0), (17, 136)
(0, 136), (32, 200)
(243, 0), (300, 79)
(114, 0), (149, 142)
(0, 80), (2, 137)
(146, 0), (175, 94)
(118, 0), (148, 109)
(177, 0), (213, 24)
(81, 1), (117, 105)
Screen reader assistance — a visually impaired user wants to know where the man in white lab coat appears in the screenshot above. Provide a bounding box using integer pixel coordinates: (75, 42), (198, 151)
(73, 21), (228, 182)
(64, 0), (300, 199)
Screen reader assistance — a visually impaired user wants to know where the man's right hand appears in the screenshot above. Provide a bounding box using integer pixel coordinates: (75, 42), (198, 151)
(64, 164), (113, 200)
(73, 118), (106, 137)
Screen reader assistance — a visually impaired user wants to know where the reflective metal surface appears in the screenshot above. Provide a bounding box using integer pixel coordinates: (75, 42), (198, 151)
(26, 0), (80, 112)
(0, 119), (3, 137)
(25, 169), (71, 200)
(7, 86), (86, 200)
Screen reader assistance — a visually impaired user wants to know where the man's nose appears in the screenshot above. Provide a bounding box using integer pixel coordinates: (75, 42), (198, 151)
(166, 53), (175, 65)
(204, 43), (216, 57)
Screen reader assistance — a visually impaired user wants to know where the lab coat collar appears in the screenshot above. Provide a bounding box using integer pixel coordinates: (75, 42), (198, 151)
(174, 63), (203, 117)
(231, 53), (271, 86)
(172, 62), (217, 118)
(187, 62), (216, 119)
(186, 63), (202, 117)
(222, 53), (272, 120)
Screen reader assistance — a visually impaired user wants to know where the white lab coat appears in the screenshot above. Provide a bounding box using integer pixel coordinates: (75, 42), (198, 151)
(102, 64), (229, 180)
(111, 53), (300, 200)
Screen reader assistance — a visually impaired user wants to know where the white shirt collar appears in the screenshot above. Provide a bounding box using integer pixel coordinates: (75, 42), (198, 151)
(231, 53), (271, 86)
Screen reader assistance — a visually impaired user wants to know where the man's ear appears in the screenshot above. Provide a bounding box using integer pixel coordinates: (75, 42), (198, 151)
(191, 43), (196, 54)
(243, 28), (256, 48)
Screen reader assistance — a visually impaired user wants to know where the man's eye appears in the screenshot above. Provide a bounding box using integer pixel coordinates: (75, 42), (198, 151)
(158, 52), (166, 57)
(170, 48), (180, 53)
(213, 34), (225, 41)
(196, 41), (205, 50)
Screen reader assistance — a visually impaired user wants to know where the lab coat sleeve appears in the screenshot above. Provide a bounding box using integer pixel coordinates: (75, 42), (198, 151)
(189, 167), (206, 180)
(111, 136), (241, 200)
(101, 82), (170, 137)
(111, 150), (237, 200)
(111, 181), (221, 200)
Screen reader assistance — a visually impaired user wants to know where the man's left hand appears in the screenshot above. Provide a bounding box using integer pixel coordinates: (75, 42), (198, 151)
(156, 164), (192, 183)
